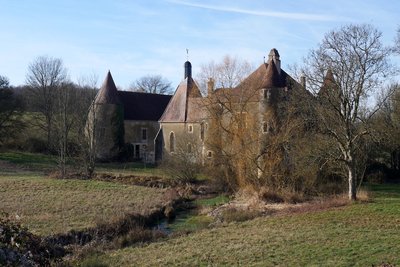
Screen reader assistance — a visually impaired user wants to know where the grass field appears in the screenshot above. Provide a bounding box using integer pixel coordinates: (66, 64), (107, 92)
(0, 151), (168, 236)
(95, 184), (400, 266)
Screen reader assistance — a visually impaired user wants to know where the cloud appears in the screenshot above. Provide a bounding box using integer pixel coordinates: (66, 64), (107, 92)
(168, 0), (345, 22)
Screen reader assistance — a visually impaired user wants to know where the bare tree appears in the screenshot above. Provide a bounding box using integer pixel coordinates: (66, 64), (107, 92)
(197, 55), (253, 94)
(129, 75), (172, 94)
(75, 76), (99, 178)
(26, 56), (68, 151)
(302, 24), (393, 200)
(54, 82), (77, 177)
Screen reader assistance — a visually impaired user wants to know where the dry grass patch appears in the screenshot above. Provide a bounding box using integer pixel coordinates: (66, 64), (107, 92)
(0, 174), (167, 236)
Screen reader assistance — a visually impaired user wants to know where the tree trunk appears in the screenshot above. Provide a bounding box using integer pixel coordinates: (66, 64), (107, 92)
(348, 164), (357, 201)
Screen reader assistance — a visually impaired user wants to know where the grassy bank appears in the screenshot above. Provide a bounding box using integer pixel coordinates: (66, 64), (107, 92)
(0, 173), (167, 236)
(95, 184), (400, 266)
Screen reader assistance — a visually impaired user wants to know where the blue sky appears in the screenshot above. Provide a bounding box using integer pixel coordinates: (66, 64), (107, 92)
(0, 0), (399, 88)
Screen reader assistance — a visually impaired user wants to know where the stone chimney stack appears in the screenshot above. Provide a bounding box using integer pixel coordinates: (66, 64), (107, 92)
(268, 48), (281, 75)
(207, 77), (214, 96)
(300, 75), (306, 89)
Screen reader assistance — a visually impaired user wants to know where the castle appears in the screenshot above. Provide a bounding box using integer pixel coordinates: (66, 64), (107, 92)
(89, 48), (308, 163)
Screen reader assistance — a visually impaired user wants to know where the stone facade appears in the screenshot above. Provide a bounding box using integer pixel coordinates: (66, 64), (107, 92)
(90, 48), (310, 164)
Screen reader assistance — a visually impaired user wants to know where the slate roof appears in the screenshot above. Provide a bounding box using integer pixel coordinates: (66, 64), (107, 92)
(159, 76), (203, 123)
(94, 71), (121, 104)
(118, 91), (172, 121)
(213, 56), (300, 103)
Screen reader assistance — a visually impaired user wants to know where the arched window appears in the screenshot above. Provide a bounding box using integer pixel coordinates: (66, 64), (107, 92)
(187, 143), (192, 153)
(169, 132), (175, 153)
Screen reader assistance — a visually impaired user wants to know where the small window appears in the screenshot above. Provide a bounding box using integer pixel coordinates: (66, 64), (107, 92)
(264, 89), (271, 101)
(141, 128), (148, 141)
(262, 122), (269, 134)
(263, 121), (272, 134)
(187, 143), (192, 153)
(200, 122), (205, 141)
(188, 124), (193, 133)
(207, 151), (213, 158)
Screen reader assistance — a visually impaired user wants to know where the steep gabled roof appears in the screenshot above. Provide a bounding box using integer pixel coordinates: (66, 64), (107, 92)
(94, 71), (121, 104)
(159, 77), (203, 122)
(118, 91), (172, 121)
(238, 61), (287, 90)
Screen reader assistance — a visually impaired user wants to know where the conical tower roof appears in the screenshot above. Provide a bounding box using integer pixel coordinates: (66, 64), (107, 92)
(319, 69), (337, 97)
(95, 71), (121, 104)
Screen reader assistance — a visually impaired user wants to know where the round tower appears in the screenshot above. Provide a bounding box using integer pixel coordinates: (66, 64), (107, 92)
(89, 71), (125, 160)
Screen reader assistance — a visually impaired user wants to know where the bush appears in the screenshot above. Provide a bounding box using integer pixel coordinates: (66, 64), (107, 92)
(113, 228), (165, 248)
(161, 153), (200, 184)
(220, 207), (261, 223)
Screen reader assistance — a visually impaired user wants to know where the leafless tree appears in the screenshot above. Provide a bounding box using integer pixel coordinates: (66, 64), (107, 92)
(26, 56), (68, 150)
(129, 75), (172, 94)
(197, 55), (253, 94)
(54, 82), (77, 177)
(73, 76), (99, 178)
(302, 24), (394, 200)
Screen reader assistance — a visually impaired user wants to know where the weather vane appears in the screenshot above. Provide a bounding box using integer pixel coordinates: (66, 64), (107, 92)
(186, 48), (189, 61)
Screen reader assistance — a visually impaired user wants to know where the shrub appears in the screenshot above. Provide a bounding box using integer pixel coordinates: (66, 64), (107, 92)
(220, 207), (261, 223)
(113, 228), (165, 248)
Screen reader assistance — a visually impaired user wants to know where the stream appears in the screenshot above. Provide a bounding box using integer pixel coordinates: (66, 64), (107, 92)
(154, 194), (229, 234)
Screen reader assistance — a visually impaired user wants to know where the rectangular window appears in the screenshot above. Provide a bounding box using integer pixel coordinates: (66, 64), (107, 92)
(262, 122), (269, 134)
(264, 89), (271, 103)
(141, 128), (148, 141)
(188, 124), (193, 133)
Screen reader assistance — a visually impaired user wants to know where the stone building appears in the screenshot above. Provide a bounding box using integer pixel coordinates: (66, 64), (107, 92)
(89, 71), (171, 162)
(89, 48), (309, 164)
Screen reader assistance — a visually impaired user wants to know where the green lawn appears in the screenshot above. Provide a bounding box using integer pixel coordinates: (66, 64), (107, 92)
(96, 184), (400, 266)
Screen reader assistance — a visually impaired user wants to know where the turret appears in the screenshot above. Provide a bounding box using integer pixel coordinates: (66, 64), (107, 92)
(90, 71), (125, 160)
(184, 61), (192, 79)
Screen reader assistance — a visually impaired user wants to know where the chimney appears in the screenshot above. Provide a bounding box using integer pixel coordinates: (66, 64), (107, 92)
(300, 75), (306, 89)
(207, 77), (214, 96)
(184, 61), (192, 79)
(268, 48), (281, 75)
